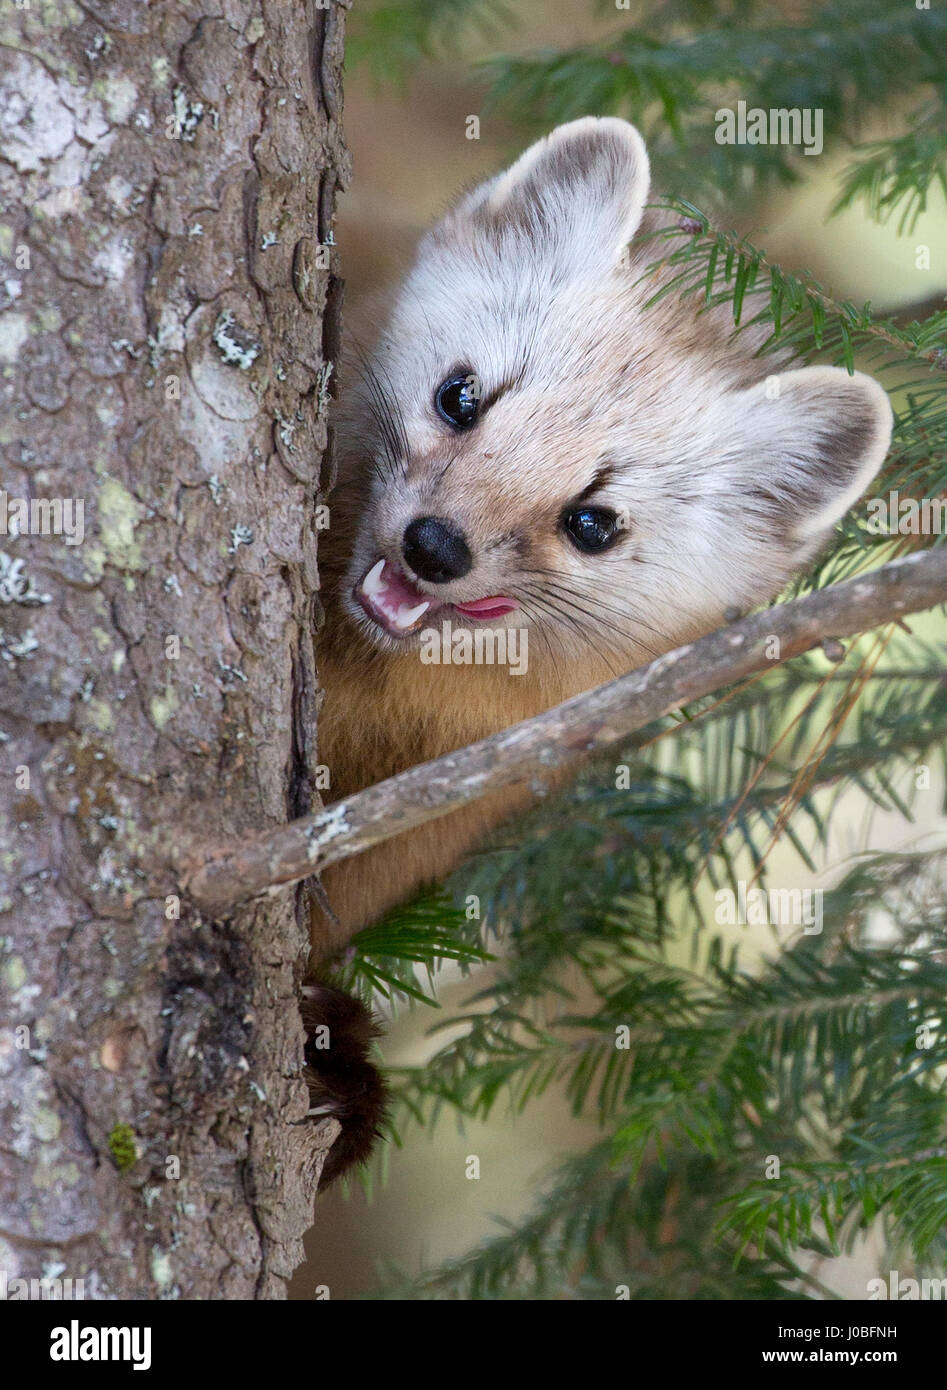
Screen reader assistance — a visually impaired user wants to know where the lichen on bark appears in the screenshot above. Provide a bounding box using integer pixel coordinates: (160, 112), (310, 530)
(0, 0), (348, 1299)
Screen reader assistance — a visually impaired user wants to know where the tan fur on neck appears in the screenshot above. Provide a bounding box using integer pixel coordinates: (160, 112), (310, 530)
(315, 595), (621, 948)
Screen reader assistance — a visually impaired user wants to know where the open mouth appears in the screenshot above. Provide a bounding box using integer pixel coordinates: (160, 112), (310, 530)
(355, 558), (518, 638)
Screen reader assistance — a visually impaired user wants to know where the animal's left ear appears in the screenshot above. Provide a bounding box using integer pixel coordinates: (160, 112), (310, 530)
(453, 117), (651, 278)
(723, 366), (892, 551)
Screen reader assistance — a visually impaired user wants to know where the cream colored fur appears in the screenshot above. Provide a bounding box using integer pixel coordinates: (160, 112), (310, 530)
(313, 118), (892, 951)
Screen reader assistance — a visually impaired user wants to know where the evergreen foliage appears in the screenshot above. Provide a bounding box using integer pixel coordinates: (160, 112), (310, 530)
(340, 0), (947, 1298)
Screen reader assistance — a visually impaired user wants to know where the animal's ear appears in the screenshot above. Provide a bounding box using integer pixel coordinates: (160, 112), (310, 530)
(452, 117), (650, 276)
(723, 366), (892, 552)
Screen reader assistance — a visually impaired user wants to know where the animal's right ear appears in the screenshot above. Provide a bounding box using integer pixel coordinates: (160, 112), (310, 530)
(452, 117), (651, 278)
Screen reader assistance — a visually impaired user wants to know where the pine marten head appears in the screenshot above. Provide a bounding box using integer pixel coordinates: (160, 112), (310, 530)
(333, 118), (891, 674)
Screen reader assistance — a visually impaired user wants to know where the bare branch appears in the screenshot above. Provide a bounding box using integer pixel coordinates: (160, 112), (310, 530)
(185, 548), (947, 917)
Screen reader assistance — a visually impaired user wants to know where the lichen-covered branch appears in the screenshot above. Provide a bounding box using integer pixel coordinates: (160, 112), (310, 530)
(186, 547), (947, 925)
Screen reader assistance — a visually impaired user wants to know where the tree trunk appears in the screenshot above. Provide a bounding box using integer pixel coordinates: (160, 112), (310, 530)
(0, 0), (345, 1300)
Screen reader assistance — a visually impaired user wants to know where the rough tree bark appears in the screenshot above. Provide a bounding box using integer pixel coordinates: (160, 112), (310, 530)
(0, 0), (345, 1299)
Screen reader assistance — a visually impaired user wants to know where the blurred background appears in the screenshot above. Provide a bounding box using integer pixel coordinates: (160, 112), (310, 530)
(291, 0), (947, 1299)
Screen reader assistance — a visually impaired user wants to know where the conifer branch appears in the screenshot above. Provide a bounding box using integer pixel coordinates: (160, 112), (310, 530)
(646, 203), (947, 370)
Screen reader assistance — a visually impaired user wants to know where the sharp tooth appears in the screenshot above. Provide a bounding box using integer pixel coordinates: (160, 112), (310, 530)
(395, 600), (430, 628)
(361, 558), (386, 596)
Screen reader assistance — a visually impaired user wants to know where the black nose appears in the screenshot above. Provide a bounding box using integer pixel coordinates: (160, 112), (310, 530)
(402, 516), (472, 584)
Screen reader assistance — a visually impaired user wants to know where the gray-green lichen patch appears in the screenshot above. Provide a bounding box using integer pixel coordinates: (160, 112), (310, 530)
(0, 58), (75, 171)
(32, 1161), (81, 1193)
(306, 803), (351, 861)
(90, 623), (113, 653)
(3, 954), (27, 992)
(32, 1102), (61, 1143)
(35, 0), (84, 31)
(151, 56), (171, 88)
(0, 313), (28, 363)
(36, 305), (63, 334)
(97, 478), (145, 571)
(0, 627), (39, 668)
(316, 360), (334, 417)
(0, 551), (53, 606)
(86, 698), (114, 733)
(149, 686), (178, 730)
(93, 75), (137, 125)
(212, 311), (260, 370)
(150, 1246), (173, 1289)
(10, 1066), (68, 1166)
(171, 86), (205, 142)
(80, 546), (107, 584)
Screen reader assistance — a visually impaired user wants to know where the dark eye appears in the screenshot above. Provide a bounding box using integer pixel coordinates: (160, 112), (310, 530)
(562, 507), (621, 554)
(435, 373), (479, 429)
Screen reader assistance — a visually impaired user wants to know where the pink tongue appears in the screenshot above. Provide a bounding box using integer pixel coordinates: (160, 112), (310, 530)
(453, 596), (518, 619)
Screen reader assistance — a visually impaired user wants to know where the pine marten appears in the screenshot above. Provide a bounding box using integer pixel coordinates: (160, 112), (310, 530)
(304, 118), (892, 1179)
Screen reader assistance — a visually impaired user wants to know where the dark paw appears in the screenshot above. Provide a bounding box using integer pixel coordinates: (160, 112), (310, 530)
(300, 981), (389, 1187)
